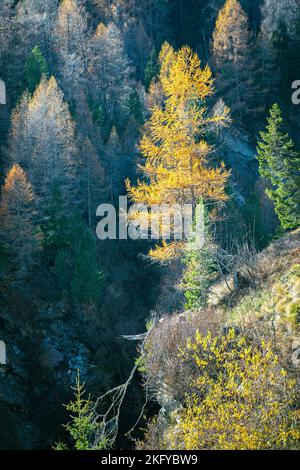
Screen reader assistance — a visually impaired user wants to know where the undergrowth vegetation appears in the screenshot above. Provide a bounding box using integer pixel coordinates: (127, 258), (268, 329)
(139, 230), (300, 450)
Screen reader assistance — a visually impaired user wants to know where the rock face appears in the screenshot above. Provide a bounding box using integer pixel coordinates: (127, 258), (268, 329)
(218, 126), (258, 200)
(0, 340), (5, 364)
(292, 338), (300, 368)
(0, 297), (104, 449)
(0, 79), (6, 104)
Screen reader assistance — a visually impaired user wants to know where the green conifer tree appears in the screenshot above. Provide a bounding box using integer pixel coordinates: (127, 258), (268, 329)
(55, 371), (107, 450)
(144, 48), (160, 89)
(257, 104), (300, 230)
(42, 190), (103, 304)
(24, 45), (49, 94)
(180, 201), (219, 310)
(42, 186), (69, 260)
(71, 230), (103, 305)
(126, 89), (144, 124)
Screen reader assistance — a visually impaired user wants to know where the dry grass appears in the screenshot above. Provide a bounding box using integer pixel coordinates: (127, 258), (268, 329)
(209, 229), (300, 307)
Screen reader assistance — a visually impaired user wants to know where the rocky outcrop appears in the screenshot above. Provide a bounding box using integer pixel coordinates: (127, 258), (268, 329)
(218, 126), (258, 201)
(292, 338), (300, 368)
(0, 296), (105, 449)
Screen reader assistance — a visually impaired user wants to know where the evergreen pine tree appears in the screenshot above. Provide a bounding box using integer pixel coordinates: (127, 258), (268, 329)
(123, 115), (140, 155)
(41, 186), (71, 260)
(144, 48), (160, 90)
(257, 104), (300, 230)
(71, 229), (103, 305)
(105, 126), (123, 203)
(126, 89), (144, 124)
(55, 372), (107, 450)
(180, 201), (219, 310)
(44, 203), (103, 305)
(81, 138), (105, 229)
(24, 45), (49, 94)
(53, 221), (103, 305)
(42, 202), (100, 307)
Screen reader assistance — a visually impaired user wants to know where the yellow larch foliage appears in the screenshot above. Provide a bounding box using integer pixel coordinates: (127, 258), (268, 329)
(214, 0), (241, 35)
(126, 44), (230, 262)
(166, 329), (300, 450)
(213, 0), (249, 63)
(58, 0), (78, 17)
(148, 240), (185, 265)
(0, 164), (41, 270)
(95, 22), (107, 38)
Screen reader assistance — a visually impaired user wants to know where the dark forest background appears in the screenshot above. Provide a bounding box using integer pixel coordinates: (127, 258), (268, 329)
(0, 0), (300, 449)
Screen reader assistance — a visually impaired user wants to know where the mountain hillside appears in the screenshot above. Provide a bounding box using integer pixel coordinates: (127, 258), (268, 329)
(139, 230), (300, 449)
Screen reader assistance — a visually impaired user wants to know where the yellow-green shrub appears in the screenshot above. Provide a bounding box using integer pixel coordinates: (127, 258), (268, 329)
(166, 329), (300, 450)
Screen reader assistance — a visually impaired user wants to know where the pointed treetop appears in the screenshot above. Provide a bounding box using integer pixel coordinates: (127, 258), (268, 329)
(95, 22), (108, 38)
(213, 0), (249, 62)
(257, 103), (300, 230)
(3, 164), (33, 195)
(25, 45), (49, 94)
(108, 125), (120, 144)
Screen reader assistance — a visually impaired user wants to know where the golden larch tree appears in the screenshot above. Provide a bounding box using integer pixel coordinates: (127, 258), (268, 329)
(213, 0), (249, 65)
(0, 164), (40, 272)
(54, 0), (90, 89)
(8, 76), (78, 210)
(212, 0), (263, 126)
(126, 43), (230, 263)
